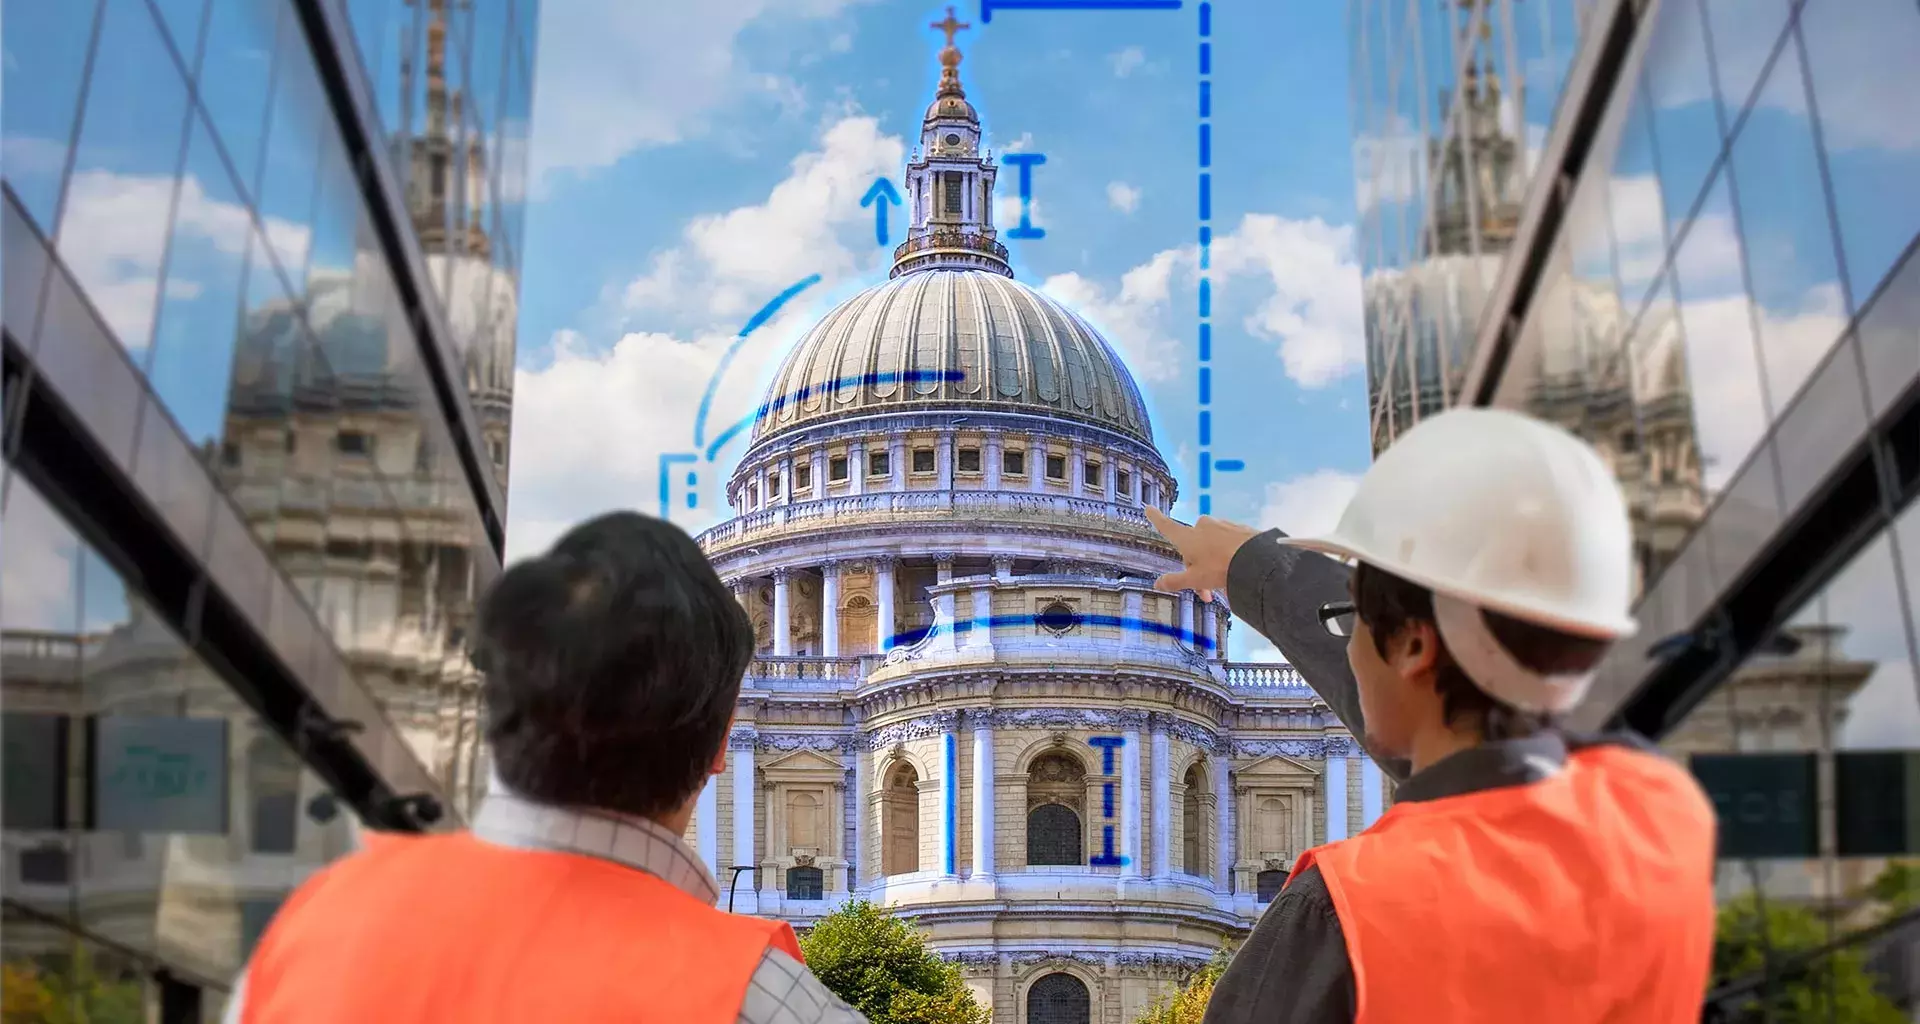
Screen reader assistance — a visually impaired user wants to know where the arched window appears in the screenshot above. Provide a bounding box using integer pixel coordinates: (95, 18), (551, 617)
(787, 865), (824, 900)
(1025, 753), (1087, 867)
(1027, 972), (1091, 1024)
(882, 763), (920, 875)
(248, 738), (302, 854)
(1257, 869), (1286, 904)
(1182, 763), (1206, 875)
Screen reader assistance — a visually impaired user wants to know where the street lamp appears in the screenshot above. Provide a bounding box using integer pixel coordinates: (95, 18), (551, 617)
(726, 865), (757, 913)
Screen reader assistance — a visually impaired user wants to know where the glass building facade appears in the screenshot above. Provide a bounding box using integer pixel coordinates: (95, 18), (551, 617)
(1351, 0), (1920, 1016)
(1, 0), (535, 1016)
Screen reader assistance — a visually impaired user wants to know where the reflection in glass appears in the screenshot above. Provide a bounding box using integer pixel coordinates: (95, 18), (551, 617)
(1627, 273), (1707, 588)
(1607, 88), (1667, 314)
(1698, 0), (1789, 124)
(197, 0), (280, 195)
(0, 1), (101, 229)
(1642, 0), (1723, 247)
(1669, 173), (1767, 495)
(1669, 518), (1920, 1018)
(54, 0), (192, 356)
(1726, 32), (1848, 420)
(1799, 0), (1920, 310)
(1, 473), (357, 983)
(147, 112), (256, 450)
(254, 11), (328, 298)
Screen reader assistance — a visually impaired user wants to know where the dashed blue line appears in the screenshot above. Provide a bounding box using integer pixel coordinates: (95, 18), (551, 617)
(1199, 322), (1211, 360)
(1197, 2), (1212, 523)
(1199, 173), (1211, 220)
(1198, 279), (1211, 318)
(1199, 42), (1211, 73)
(1199, 123), (1211, 167)
(1200, 410), (1211, 445)
(1199, 80), (1211, 117)
(1199, 368), (1212, 404)
(1199, 1), (1211, 35)
(1201, 452), (1213, 488)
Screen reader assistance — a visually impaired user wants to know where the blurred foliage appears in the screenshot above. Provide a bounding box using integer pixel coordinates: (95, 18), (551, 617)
(1, 945), (146, 1024)
(799, 900), (990, 1024)
(1132, 947), (1233, 1024)
(1710, 890), (1903, 1024)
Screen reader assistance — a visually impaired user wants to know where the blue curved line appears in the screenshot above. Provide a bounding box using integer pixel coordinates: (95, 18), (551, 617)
(702, 369), (966, 462)
(693, 274), (823, 449)
(889, 612), (1216, 652)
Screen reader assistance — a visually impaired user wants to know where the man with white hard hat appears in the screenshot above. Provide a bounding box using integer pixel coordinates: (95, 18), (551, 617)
(1144, 407), (1716, 1024)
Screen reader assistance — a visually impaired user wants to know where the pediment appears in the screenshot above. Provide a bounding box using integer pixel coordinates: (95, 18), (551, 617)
(1236, 753), (1320, 777)
(762, 748), (847, 775)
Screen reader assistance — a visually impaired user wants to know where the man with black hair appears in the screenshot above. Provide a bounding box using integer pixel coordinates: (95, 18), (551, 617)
(1145, 408), (1717, 1024)
(225, 512), (869, 1023)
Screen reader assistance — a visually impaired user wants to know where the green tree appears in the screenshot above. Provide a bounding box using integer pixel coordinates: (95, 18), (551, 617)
(1133, 948), (1233, 1024)
(2, 944), (147, 1024)
(1864, 860), (1920, 918)
(799, 901), (990, 1024)
(1712, 893), (1904, 1024)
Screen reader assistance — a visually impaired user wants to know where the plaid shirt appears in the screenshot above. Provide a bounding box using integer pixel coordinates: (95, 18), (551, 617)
(223, 785), (867, 1024)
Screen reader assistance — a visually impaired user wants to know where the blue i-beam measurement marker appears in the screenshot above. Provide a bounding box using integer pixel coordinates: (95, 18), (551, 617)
(979, 0), (1181, 22)
(1195, 1), (1213, 517)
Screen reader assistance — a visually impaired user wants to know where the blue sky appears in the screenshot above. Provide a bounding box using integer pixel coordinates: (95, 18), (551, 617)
(505, 2), (1378, 656)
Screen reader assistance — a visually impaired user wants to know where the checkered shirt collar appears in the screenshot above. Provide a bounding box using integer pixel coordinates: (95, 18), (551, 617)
(470, 767), (721, 906)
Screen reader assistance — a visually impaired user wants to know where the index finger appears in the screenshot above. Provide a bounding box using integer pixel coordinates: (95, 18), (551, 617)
(1142, 505), (1190, 543)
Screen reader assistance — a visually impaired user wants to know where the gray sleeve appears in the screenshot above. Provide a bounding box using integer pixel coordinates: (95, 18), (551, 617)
(219, 971), (246, 1024)
(1201, 867), (1355, 1024)
(737, 947), (871, 1024)
(1225, 530), (1411, 783)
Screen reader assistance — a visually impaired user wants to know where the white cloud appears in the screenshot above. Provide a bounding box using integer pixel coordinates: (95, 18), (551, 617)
(1212, 214), (1367, 388)
(992, 194), (1047, 233)
(1108, 46), (1147, 78)
(1259, 469), (1362, 537)
(622, 116), (904, 322)
(996, 132), (1037, 154)
(1350, 113), (1422, 215)
(53, 169), (310, 350)
(1040, 250), (1183, 383)
(0, 480), (81, 631)
(1106, 181), (1141, 214)
(528, 0), (879, 187)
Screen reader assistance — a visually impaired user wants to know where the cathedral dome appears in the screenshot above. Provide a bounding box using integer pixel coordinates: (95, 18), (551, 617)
(749, 269), (1155, 446)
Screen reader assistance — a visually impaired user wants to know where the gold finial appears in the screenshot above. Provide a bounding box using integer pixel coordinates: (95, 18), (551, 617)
(932, 6), (970, 97)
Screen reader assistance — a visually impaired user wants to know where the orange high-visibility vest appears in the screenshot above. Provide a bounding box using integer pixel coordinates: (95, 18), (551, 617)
(1288, 743), (1717, 1023)
(241, 830), (802, 1023)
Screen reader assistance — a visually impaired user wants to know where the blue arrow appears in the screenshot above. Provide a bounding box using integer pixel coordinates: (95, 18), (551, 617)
(861, 177), (902, 247)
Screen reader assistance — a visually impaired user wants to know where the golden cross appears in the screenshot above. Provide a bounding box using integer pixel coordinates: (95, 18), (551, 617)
(932, 6), (969, 48)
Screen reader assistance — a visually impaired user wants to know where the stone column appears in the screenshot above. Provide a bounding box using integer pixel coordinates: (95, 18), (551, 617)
(851, 743), (870, 888)
(849, 442), (866, 496)
(729, 728), (758, 907)
(938, 432), (954, 490)
(1180, 592), (1197, 648)
(992, 556), (1015, 581)
(939, 712), (960, 877)
(1070, 443), (1086, 494)
(772, 569), (793, 656)
(1202, 602), (1219, 659)
(889, 437), (906, 491)
(1150, 717), (1171, 880)
(1102, 453), (1117, 503)
(1324, 741), (1349, 843)
(1029, 439), (1047, 493)
(697, 775), (719, 880)
(1122, 589), (1143, 646)
(1362, 757), (1384, 829)
(935, 553), (955, 585)
(820, 562), (841, 657)
(1131, 466), (1144, 503)
(875, 556), (897, 651)
(971, 712), (995, 879)
(1121, 710), (1144, 879)
(1211, 744), (1233, 894)
(984, 433), (1003, 490)
(968, 586), (994, 650)
(812, 448), (828, 498)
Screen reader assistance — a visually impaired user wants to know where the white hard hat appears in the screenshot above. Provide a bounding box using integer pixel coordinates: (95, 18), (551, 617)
(1277, 407), (1637, 713)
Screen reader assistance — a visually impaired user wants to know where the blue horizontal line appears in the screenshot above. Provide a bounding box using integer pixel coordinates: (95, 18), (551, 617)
(891, 613), (1216, 652)
(982, 0), (1181, 18)
(1215, 459), (1245, 472)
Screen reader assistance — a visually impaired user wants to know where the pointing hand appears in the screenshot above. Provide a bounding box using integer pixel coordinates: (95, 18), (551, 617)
(1142, 507), (1262, 605)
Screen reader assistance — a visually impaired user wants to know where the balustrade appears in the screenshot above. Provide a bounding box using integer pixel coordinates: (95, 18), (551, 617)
(697, 489), (1159, 552)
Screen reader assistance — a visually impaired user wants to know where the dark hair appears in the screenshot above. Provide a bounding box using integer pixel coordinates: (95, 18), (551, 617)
(471, 511), (752, 818)
(1351, 563), (1609, 740)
